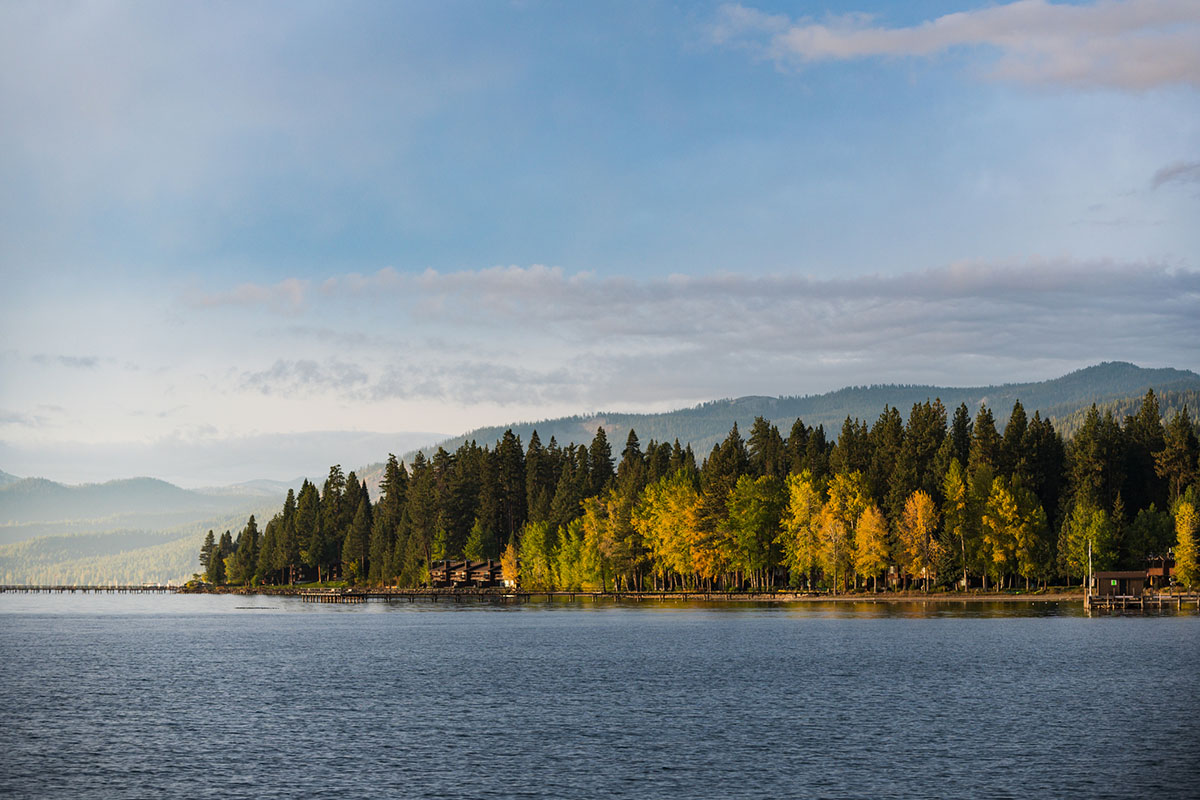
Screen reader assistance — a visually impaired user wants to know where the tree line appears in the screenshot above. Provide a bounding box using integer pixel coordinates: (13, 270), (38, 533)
(199, 390), (1200, 592)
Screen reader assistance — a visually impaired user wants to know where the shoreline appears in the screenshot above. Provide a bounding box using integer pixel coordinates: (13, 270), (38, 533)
(175, 584), (1087, 603)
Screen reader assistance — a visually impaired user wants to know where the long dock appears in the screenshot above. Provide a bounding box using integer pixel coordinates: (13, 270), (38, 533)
(0, 584), (178, 593)
(1083, 593), (1200, 612)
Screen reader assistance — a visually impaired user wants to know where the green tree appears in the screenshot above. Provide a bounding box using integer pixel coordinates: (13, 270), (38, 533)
(726, 474), (784, 590)
(341, 495), (372, 582)
(1155, 408), (1199, 504)
(588, 426), (614, 495)
(1057, 500), (1116, 584)
(199, 530), (216, 576)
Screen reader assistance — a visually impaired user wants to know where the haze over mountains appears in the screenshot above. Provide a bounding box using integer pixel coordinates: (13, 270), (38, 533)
(3, 361), (1199, 585)
(412, 362), (1200, 463)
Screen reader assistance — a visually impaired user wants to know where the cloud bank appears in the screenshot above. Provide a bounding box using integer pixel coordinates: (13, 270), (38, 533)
(189, 260), (1200, 407)
(713, 0), (1200, 89)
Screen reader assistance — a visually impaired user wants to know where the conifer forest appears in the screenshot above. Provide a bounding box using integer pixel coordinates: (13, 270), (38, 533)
(200, 390), (1200, 592)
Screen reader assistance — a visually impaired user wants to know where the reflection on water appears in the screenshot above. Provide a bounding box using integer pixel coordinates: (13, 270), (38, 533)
(1, 594), (1197, 799)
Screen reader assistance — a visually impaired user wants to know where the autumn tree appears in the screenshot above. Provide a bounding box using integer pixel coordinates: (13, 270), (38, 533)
(853, 505), (890, 591)
(1173, 500), (1199, 590)
(897, 490), (940, 591)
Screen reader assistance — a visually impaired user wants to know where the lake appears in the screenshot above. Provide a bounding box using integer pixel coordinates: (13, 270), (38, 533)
(1, 594), (1197, 799)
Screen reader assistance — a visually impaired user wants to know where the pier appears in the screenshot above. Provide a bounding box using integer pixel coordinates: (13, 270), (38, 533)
(0, 584), (177, 593)
(1083, 592), (1200, 613)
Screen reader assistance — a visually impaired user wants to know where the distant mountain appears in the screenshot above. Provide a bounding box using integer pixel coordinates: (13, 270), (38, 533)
(0, 476), (265, 526)
(0, 469), (20, 487)
(410, 362), (1200, 458)
(0, 502), (282, 585)
(195, 477), (306, 498)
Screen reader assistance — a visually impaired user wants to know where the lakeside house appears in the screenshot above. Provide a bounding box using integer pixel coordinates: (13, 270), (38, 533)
(428, 559), (505, 588)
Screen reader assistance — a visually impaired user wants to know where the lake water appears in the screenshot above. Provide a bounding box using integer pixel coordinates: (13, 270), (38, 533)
(1, 595), (1197, 799)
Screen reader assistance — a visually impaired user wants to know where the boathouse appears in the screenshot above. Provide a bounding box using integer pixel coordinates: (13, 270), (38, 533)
(1094, 571), (1148, 597)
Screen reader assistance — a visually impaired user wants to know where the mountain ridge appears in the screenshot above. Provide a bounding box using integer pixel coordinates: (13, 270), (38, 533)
(406, 362), (1200, 461)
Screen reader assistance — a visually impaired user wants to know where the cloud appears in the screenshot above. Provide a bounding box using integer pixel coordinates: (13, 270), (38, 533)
(712, 0), (1200, 89)
(1152, 160), (1200, 188)
(199, 259), (1200, 409)
(30, 354), (99, 369)
(240, 358), (369, 396)
(185, 278), (309, 313)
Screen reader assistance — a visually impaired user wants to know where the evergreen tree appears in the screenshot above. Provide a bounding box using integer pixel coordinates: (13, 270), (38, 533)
(830, 417), (870, 476)
(1122, 389), (1167, 512)
(968, 406), (1001, 475)
(785, 418), (810, 475)
(276, 488), (299, 584)
(228, 515), (260, 585)
(295, 479), (323, 582)
(1000, 400), (1030, 482)
(496, 429), (527, 542)
(199, 530), (216, 575)
(747, 416), (786, 479)
(1155, 407), (1199, 504)
(949, 403), (973, 468)
(588, 426), (615, 494)
(616, 429), (646, 496)
(525, 430), (554, 524)
(867, 406), (904, 514)
(369, 455), (407, 584)
(342, 494), (372, 581)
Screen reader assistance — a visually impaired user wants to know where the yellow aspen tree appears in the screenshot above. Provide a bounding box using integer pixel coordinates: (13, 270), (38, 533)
(981, 478), (1019, 590)
(853, 504), (890, 592)
(822, 471), (869, 592)
(1175, 501), (1199, 590)
(779, 471), (824, 590)
(898, 489), (941, 592)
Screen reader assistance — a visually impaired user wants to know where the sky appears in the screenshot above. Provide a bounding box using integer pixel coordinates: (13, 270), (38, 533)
(1, 0), (1198, 486)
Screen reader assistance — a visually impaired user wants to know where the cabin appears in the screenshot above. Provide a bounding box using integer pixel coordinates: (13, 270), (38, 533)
(428, 559), (504, 588)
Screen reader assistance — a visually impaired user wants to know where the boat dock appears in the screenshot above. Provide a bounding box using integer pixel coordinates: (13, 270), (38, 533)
(0, 584), (177, 593)
(1084, 592), (1200, 613)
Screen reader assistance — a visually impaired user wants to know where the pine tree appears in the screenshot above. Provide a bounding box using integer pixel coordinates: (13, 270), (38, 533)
(369, 455), (407, 584)
(949, 403), (973, 468)
(588, 426), (615, 494)
(295, 479), (322, 582)
(342, 495), (372, 582)
(1155, 408), (1199, 504)
(199, 530), (216, 576)
(496, 429), (527, 542)
(747, 416), (786, 480)
(1122, 389), (1167, 512)
(616, 429), (646, 496)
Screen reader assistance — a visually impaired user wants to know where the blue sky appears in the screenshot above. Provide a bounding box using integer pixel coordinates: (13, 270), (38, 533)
(1, 0), (1198, 485)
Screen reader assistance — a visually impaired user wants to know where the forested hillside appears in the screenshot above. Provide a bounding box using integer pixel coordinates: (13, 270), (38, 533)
(0, 504), (284, 585)
(412, 362), (1200, 463)
(207, 388), (1200, 593)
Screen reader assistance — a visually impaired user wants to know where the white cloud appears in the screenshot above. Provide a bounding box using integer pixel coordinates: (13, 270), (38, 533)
(713, 0), (1200, 89)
